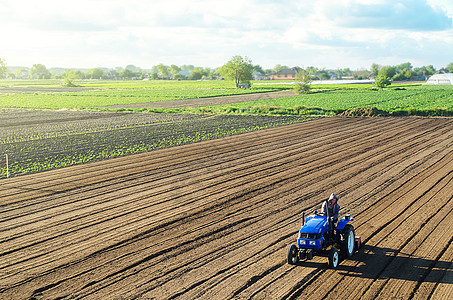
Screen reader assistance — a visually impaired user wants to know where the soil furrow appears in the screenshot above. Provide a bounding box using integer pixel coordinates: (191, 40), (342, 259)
(0, 117), (452, 300)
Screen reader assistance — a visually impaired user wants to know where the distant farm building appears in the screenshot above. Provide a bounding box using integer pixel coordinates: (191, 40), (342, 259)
(426, 73), (453, 85)
(269, 67), (301, 80)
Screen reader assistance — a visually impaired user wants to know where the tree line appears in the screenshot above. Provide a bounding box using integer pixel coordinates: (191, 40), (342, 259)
(1, 57), (452, 82)
(1, 63), (220, 81)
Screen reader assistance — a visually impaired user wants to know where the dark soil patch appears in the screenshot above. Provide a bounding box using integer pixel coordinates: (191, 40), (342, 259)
(339, 107), (390, 117)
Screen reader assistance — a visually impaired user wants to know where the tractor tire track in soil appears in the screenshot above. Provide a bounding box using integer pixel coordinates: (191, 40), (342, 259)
(0, 117), (452, 299)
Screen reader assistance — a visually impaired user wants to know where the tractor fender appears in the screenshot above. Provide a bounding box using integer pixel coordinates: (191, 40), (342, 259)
(336, 215), (354, 230)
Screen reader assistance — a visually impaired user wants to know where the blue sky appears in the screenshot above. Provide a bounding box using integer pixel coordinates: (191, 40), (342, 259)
(1, 0), (452, 70)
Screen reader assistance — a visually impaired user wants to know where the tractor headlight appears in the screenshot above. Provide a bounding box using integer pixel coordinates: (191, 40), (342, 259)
(299, 240), (306, 245)
(309, 241), (317, 246)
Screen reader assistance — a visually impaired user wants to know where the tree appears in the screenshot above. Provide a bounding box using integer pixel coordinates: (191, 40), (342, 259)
(87, 68), (104, 79)
(168, 65), (182, 80)
(294, 68), (311, 94)
(15, 67), (28, 79)
(219, 55), (254, 87)
(30, 64), (51, 79)
(341, 67), (352, 76)
(169, 65), (181, 75)
(253, 64), (265, 74)
(62, 69), (79, 87)
(318, 70), (330, 80)
(393, 68), (417, 81)
(392, 72), (406, 81)
(157, 64), (169, 79)
(273, 64), (288, 73)
(190, 67), (204, 80)
(371, 63), (381, 75)
(445, 62), (453, 73)
(374, 71), (391, 90)
(334, 69), (344, 79)
(353, 69), (371, 80)
(417, 65), (436, 76)
(395, 62), (413, 72)
(0, 58), (7, 78)
(181, 64), (195, 72)
(120, 68), (135, 79)
(125, 65), (138, 73)
(378, 66), (396, 79)
(204, 67), (215, 79)
(306, 66), (319, 75)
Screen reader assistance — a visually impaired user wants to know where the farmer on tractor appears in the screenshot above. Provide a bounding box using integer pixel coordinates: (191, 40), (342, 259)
(287, 192), (360, 269)
(321, 193), (340, 234)
(321, 193), (340, 222)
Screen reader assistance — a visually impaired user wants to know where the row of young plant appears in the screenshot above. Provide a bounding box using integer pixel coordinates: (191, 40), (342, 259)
(0, 113), (316, 177)
(0, 109), (217, 143)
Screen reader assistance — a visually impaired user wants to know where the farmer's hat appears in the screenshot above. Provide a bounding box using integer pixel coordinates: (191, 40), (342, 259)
(329, 193), (338, 201)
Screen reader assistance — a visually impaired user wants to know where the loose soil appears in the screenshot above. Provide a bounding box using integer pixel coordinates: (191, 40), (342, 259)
(339, 107), (389, 117)
(0, 117), (452, 299)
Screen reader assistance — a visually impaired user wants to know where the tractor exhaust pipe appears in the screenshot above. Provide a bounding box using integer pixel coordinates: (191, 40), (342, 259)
(325, 198), (330, 219)
(301, 211), (305, 227)
(325, 198), (333, 236)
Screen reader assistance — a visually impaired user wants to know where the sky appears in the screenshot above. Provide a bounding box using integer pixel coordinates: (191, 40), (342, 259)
(1, 0), (452, 70)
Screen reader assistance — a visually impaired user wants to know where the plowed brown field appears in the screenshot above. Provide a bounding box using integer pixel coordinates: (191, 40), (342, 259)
(1, 117), (452, 300)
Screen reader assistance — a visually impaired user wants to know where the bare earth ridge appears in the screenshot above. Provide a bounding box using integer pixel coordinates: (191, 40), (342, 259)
(0, 117), (452, 299)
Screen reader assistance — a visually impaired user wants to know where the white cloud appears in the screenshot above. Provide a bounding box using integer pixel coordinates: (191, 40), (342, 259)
(1, 0), (452, 69)
(427, 0), (453, 18)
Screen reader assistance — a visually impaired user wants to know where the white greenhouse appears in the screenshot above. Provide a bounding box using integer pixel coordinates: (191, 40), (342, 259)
(426, 73), (453, 85)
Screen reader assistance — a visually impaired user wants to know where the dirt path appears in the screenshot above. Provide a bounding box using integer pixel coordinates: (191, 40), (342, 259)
(0, 117), (452, 299)
(102, 90), (296, 109)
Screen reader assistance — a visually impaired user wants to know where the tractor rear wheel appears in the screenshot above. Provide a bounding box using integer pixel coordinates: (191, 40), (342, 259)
(328, 247), (339, 269)
(287, 244), (299, 265)
(341, 224), (355, 258)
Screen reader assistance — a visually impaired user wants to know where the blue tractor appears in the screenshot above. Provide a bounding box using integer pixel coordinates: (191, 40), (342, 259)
(287, 199), (360, 269)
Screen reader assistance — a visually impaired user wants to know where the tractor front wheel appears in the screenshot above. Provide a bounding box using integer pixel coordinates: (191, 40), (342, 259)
(328, 247), (339, 269)
(287, 244), (299, 265)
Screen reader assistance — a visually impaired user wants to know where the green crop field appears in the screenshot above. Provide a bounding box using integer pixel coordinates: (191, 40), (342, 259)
(1, 80), (452, 116)
(199, 84), (453, 116)
(0, 80), (282, 109)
